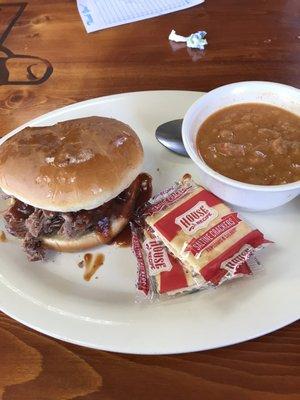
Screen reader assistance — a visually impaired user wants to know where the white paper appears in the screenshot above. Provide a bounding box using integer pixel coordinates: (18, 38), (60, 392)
(169, 29), (207, 49)
(77, 0), (205, 33)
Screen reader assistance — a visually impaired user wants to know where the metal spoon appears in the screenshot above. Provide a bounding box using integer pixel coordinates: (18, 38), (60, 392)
(155, 119), (189, 157)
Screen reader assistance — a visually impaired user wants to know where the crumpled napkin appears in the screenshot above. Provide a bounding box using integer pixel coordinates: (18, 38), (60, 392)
(168, 29), (207, 50)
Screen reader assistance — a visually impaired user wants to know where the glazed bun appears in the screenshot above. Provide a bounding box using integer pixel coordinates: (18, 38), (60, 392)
(0, 117), (143, 212)
(42, 216), (128, 252)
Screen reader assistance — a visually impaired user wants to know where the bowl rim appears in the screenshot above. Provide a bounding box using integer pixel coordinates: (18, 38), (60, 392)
(182, 81), (300, 193)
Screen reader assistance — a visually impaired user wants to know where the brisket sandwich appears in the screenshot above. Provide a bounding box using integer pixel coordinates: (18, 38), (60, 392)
(0, 116), (146, 261)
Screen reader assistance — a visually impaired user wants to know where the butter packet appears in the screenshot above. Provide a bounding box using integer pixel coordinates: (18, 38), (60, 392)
(133, 176), (271, 297)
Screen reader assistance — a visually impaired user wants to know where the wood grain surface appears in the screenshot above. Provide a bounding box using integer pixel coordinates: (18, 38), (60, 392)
(0, 0), (299, 399)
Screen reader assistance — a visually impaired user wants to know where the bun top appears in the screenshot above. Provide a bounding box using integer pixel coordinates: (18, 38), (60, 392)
(0, 117), (143, 212)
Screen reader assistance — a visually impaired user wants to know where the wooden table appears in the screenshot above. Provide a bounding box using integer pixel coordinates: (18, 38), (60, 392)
(0, 1), (299, 399)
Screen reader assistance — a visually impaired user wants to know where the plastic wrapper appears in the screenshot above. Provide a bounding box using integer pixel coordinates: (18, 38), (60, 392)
(132, 177), (272, 300)
(131, 222), (204, 300)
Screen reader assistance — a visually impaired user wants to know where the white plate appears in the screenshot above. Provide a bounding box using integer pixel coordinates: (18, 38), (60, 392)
(0, 91), (299, 354)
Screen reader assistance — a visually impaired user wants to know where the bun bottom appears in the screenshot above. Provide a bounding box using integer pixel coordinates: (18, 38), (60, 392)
(41, 217), (128, 252)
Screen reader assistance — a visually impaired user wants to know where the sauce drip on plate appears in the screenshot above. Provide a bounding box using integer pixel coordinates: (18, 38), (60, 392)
(182, 173), (192, 182)
(0, 230), (6, 242)
(79, 253), (105, 281)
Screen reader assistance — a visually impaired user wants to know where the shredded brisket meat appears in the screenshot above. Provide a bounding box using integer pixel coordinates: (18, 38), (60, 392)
(22, 234), (46, 262)
(3, 174), (151, 261)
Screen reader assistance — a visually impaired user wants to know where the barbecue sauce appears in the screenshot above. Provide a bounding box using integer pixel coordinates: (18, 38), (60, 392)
(79, 252), (105, 281)
(110, 173), (152, 247)
(111, 223), (132, 247)
(135, 173), (153, 209)
(0, 230), (6, 242)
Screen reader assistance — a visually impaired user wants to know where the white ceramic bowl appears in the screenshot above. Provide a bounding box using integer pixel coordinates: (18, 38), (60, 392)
(182, 81), (300, 211)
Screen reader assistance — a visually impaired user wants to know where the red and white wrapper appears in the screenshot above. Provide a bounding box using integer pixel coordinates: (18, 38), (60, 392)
(132, 177), (272, 300)
(131, 223), (203, 299)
